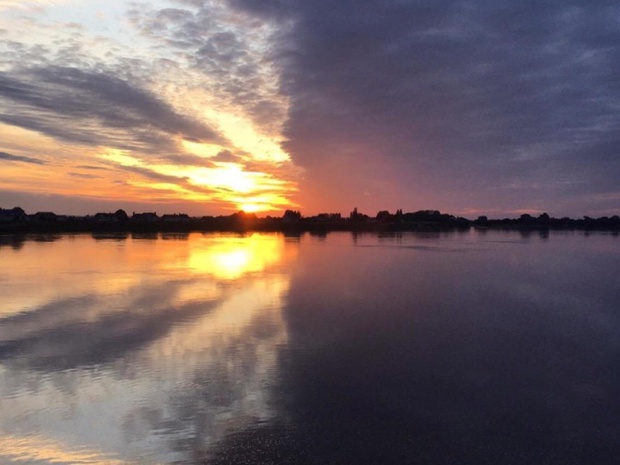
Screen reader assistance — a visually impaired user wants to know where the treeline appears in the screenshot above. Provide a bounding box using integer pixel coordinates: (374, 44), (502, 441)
(473, 212), (620, 230)
(1, 206), (619, 233)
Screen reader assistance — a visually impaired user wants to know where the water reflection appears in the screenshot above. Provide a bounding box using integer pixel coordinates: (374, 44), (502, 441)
(1, 231), (620, 464)
(0, 434), (132, 465)
(204, 230), (620, 465)
(272, 231), (620, 465)
(188, 234), (287, 280)
(0, 233), (296, 464)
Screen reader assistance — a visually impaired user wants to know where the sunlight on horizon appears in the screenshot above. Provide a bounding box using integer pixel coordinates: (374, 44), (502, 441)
(202, 110), (291, 164)
(97, 149), (294, 213)
(0, 0), (298, 216)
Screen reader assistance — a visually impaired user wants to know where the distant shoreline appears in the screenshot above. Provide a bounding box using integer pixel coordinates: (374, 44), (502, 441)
(2, 206), (620, 234)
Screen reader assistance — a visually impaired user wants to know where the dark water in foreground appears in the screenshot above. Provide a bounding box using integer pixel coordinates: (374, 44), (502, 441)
(1, 230), (619, 464)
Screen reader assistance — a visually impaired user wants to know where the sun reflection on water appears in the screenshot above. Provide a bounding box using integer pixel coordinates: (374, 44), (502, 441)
(0, 233), (298, 465)
(187, 233), (286, 280)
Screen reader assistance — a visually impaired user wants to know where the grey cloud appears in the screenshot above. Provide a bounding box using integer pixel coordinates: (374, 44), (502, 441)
(162, 150), (251, 168)
(68, 172), (102, 179)
(196, 31), (247, 69)
(119, 164), (189, 184)
(129, 3), (288, 134)
(0, 66), (225, 152)
(162, 152), (217, 166)
(75, 164), (110, 170)
(212, 150), (239, 163)
(172, 0), (203, 6)
(161, 149), (239, 166)
(0, 150), (45, 165)
(230, 0), (620, 216)
(226, 0), (290, 19)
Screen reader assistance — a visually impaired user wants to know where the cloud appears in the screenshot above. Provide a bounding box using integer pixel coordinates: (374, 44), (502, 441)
(0, 285), (217, 372)
(212, 149), (239, 163)
(5, 0), (615, 216)
(0, 0), (61, 10)
(75, 164), (110, 170)
(230, 0), (620, 216)
(0, 66), (226, 152)
(128, 2), (289, 136)
(161, 152), (217, 167)
(119, 164), (188, 184)
(0, 2), (299, 214)
(0, 150), (45, 164)
(68, 172), (102, 179)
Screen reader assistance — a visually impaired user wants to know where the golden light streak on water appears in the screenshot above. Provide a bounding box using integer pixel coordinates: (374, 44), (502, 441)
(0, 434), (134, 465)
(186, 233), (286, 280)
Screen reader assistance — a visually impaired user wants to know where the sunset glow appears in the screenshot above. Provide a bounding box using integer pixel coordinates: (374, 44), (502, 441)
(1, 0), (619, 217)
(0, 0), (297, 216)
(3, 1), (620, 463)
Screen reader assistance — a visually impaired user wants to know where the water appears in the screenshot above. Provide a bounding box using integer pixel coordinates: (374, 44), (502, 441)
(0, 230), (619, 464)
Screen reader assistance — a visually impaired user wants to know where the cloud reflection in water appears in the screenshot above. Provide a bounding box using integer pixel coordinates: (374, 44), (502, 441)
(0, 233), (296, 464)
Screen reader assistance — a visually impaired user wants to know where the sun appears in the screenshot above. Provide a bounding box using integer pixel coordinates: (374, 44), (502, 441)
(239, 203), (266, 213)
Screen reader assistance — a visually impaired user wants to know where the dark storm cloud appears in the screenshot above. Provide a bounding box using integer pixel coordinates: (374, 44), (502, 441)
(0, 66), (225, 152)
(231, 0), (620, 214)
(0, 150), (45, 165)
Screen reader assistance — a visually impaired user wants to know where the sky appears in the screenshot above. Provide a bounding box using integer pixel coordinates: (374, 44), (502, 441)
(1, 0), (619, 218)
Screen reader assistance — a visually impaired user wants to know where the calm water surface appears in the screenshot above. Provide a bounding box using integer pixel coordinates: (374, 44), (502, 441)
(0, 230), (619, 464)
